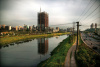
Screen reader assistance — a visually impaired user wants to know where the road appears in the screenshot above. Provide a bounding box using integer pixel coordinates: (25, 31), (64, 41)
(81, 33), (100, 54)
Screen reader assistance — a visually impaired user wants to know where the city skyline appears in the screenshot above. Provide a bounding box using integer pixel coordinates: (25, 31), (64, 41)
(0, 0), (100, 31)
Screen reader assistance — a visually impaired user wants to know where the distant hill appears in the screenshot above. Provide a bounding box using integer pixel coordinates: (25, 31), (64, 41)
(85, 28), (99, 33)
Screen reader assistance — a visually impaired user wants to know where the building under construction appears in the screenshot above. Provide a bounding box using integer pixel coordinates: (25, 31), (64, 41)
(38, 9), (49, 31)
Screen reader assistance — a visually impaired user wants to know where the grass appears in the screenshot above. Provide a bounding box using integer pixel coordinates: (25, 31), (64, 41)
(75, 34), (100, 67)
(0, 32), (69, 46)
(37, 35), (76, 67)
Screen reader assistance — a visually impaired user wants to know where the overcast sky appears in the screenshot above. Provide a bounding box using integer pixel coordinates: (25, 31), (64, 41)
(0, 0), (100, 30)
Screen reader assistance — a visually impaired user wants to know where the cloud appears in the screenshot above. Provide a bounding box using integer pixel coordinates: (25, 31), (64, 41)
(0, 0), (100, 30)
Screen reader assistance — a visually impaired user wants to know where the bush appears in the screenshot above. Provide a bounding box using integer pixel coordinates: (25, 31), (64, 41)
(75, 35), (100, 67)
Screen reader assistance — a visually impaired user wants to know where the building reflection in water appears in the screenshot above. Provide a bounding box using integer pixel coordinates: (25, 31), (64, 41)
(38, 38), (48, 55)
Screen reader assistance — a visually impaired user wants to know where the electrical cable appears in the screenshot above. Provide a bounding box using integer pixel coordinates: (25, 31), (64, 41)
(79, 0), (97, 21)
(77, 0), (92, 21)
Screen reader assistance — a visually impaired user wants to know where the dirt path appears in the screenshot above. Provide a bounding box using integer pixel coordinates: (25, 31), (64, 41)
(65, 41), (77, 67)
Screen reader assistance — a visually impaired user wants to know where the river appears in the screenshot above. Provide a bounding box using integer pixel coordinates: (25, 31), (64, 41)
(0, 35), (68, 67)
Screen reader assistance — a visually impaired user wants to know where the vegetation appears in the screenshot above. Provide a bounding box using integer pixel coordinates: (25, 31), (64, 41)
(85, 28), (95, 33)
(37, 35), (76, 67)
(0, 32), (69, 46)
(75, 34), (100, 67)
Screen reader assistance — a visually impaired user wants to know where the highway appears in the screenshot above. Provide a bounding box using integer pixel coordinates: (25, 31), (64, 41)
(81, 33), (100, 54)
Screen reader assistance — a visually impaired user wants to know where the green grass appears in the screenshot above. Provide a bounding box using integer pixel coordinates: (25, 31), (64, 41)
(0, 32), (69, 46)
(37, 35), (76, 67)
(75, 35), (100, 67)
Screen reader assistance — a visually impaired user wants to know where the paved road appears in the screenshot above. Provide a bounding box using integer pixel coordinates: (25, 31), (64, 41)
(65, 41), (77, 67)
(88, 33), (100, 40)
(81, 33), (100, 54)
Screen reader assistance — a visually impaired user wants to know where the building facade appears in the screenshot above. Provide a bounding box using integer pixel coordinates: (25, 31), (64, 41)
(38, 11), (49, 31)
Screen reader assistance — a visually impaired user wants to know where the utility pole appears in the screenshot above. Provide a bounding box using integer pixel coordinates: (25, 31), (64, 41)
(73, 22), (75, 35)
(76, 22), (79, 50)
(73, 22), (75, 42)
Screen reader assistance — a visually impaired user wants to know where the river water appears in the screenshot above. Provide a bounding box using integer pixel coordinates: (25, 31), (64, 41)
(0, 35), (68, 67)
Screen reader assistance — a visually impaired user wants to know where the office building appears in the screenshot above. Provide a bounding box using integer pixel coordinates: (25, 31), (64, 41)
(29, 26), (32, 31)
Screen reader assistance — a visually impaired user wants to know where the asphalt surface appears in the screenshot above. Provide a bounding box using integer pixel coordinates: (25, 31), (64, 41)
(81, 33), (100, 54)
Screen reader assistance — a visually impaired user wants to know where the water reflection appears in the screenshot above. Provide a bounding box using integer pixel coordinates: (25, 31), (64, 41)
(0, 35), (67, 67)
(38, 38), (48, 55)
(3, 45), (9, 48)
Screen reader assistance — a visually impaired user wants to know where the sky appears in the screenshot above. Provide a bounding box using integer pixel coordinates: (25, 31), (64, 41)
(0, 0), (100, 30)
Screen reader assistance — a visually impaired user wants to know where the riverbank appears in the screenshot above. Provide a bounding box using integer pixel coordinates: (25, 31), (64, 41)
(37, 35), (76, 67)
(75, 34), (100, 67)
(0, 32), (69, 46)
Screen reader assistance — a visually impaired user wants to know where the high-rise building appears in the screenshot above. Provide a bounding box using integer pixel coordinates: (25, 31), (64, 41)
(18, 26), (23, 31)
(5, 26), (11, 30)
(32, 25), (36, 30)
(95, 23), (97, 33)
(56, 27), (59, 31)
(2, 24), (5, 29)
(38, 9), (49, 31)
(95, 23), (97, 29)
(16, 26), (18, 31)
(29, 26), (32, 31)
(9, 26), (11, 30)
(0, 25), (1, 29)
(90, 23), (94, 29)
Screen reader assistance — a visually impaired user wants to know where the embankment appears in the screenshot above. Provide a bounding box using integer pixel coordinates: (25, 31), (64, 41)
(0, 33), (69, 46)
(37, 35), (76, 67)
(75, 34), (100, 67)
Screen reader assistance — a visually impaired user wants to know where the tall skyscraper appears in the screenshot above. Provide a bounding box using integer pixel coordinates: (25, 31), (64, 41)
(95, 23), (97, 29)
(38, 9), (49, 31)
(90, 23), (94, 29)
(95, 23), (97, 33)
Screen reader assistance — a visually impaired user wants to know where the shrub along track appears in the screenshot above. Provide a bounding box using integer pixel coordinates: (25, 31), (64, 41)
(75, 34), (100, 67)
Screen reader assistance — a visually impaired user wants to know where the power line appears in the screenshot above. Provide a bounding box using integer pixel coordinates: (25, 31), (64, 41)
(86, 16), (100, 23)
(79, 0), (97, 21)
(80, 4), (100, 22)
(81, 11), (100, 23)
(77, 0), (92, 21)
(49, 22), (73, 26)
(80, 16), (100, 27)
(74, 0), (83, 21)
(81, 17), (100, 27)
